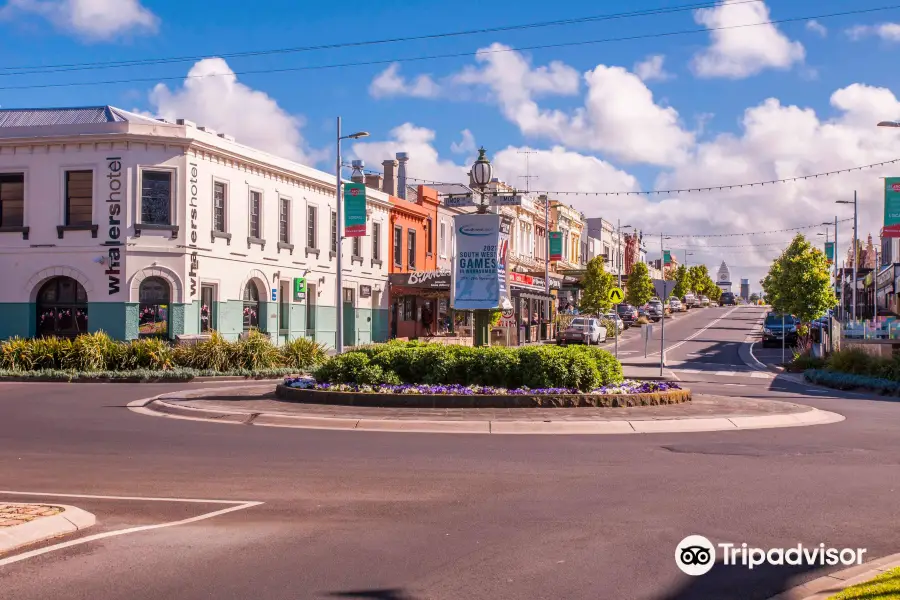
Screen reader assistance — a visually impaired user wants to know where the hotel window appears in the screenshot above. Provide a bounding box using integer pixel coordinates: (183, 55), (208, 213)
(393, 225), (402, 267)
(138, 277), (170, 338)
(439, 222), (446, 257)
(408, 229), (416, 269)
(307, 206), (318, 249)
(372, 222), (381, 261)
(426, 218), (433, 254)
(330, 210), (337, 253)
(65, 170), (93, 226)
(279, 198), (290, 243)
(352, 236), (361, 258)
(1, 172), (26, 227)
(213, 181), (227, 233)
(140, 170), (172, 225)
(249, 191), (261, 238)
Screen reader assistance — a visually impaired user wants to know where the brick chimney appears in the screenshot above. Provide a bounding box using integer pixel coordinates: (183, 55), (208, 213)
(350, 160), (365, 184)
(364, 174), (383, 191)
(396, 152), (409, 200)
(382, 158), (398, 196)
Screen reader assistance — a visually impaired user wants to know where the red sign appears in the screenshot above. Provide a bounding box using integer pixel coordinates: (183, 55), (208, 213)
(510, 272), (534, 286)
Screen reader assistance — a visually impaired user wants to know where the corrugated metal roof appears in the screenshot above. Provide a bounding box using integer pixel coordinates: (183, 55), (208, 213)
(0, 105), (163, 127)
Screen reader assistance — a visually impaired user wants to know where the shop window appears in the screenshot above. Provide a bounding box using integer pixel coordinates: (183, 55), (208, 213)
(140, 170), (172, 225)
(0, 172), (24, 227)
(65, 170), (93, 226)
(243, 282), (261, 331)
(402, 297), (416, 321)
(200, 283), (216, 332)
(139, 277), (170, 338)
(36, 276), (87, 337)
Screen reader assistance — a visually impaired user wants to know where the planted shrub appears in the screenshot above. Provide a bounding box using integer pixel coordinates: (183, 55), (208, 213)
(825, 348), (881, 376)
(64, 331), (117, 371)
(280, 337), (327, 370)
(0, 337), (33, 372)
(122, 338), (175, 371)
(314, 352), (400, 385)
(233, 330), (282, 370)
(173, 331), (235, 371)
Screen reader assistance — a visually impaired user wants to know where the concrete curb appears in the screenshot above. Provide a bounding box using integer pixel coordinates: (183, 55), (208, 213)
(767, 552), (900, 600)
(0, 503), (96, 554)
(128, 392), (846, 436)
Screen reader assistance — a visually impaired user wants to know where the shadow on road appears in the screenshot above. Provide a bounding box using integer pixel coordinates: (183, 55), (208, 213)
(326, 590), (418, 600)
(654, 562), (821, 600)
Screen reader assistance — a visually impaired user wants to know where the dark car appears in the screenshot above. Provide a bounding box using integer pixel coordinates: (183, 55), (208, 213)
(720, 292), (737, 306)
(616, 303), (638, 326)
(762, 312), (798, 347)
(646, 300), (664, 321)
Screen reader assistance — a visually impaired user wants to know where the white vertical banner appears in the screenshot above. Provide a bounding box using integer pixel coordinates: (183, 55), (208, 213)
(452, 214), (506, 310)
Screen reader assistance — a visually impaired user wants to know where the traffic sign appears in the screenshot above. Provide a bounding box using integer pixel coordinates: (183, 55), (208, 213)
(609, 287), (625, 304)
(489, 195), (523, 207)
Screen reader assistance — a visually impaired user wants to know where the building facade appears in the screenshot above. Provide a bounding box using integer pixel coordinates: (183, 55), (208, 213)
(0, 106), (390, 347)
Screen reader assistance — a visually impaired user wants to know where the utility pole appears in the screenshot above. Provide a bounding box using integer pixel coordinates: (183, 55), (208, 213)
(517, 150), (538, 193)
(660, 232), (666, 377)
(541, 194), (551, 340)
(853, 191), (858, 322)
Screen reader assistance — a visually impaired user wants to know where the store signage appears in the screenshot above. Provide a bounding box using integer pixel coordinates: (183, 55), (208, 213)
(549, 231), (563, 261)
(360, 285), (372, 298)
(452, 214), (507, 310)
(877, 266), (895, 290)
(188, 162), (199, 297)
(510, 272), (534, 286)
(105, 156), (123, 295)
(271, 288), (277, 301)
(444, 195), (476, 208)
(389, 270), (451, 289)
(343, 182), (367, 237)
(885, 178), (900, 238)
(293, 277), (307, 301)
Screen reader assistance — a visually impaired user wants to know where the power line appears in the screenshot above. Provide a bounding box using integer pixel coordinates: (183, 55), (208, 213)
(1, 4), (894, 91)
(0, 0), (764, 77)
(646, 218), (854, 239)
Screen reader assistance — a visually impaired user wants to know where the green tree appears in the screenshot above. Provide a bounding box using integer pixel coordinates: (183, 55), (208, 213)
(749, 293), (760, 303)
(672, 265), (692, 298)
(689, 265), (710, 295)
(626, 262), (656, 306)
(762, 234), (838, 323)
(579, 257), (616, 314)
(705, 278), (722, 302)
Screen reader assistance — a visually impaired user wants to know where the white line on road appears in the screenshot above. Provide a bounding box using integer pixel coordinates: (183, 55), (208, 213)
(646, 307), (740, 362)
(0, 492), (263, 568)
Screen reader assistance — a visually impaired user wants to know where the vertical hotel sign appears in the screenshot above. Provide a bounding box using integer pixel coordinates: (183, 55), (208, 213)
(452, 213), (504, 310)
(885, 178), (900, 238)
(106, 157), (123, 295)
(188, 163), (199, 297)
(343, 182), (367, 237)
(549, 232), (563, 261)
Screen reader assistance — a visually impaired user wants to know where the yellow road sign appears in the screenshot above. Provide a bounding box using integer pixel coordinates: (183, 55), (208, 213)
(609, 287), (624, 303)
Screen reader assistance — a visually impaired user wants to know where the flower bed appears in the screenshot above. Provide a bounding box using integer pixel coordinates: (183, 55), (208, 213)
(277, 376), (690, 408)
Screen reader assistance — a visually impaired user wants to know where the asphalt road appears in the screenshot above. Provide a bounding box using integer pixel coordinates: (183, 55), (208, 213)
(1, 306), (898, 600)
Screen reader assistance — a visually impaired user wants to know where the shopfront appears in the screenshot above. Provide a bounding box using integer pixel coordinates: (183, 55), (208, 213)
(877, 264), (899, 315)
(509, 272), (555, 343)
(389, 270), (455, 339)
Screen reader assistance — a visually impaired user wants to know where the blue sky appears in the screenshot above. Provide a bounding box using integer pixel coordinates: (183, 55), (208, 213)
(1, 0), (898, 285)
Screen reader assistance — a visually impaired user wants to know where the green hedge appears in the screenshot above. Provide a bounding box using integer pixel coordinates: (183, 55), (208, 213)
(0, 331), (326, 374)
(314, 341), (624, 392)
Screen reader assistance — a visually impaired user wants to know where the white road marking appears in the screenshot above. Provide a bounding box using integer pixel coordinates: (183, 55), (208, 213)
(646, 307), (740, 362)
(0, 491), (262, 567)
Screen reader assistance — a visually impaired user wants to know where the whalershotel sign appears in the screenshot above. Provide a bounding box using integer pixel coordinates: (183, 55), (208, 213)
(885, 177), (900, 238)
(452, 213), (507, 310)
(343, 182), (367, 237)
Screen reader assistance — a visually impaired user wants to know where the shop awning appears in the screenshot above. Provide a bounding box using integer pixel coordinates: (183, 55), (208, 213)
(389, 270), (451, 290)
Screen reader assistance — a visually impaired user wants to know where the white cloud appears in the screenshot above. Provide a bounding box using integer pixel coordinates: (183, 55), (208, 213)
(806, 20), (827, 37)
(691, 0), (805, 79)
(0, 0), (158, 40)
(450, 129), (476, 155)
(369, 64), (441, 99)
(351, 123), (470, 185)
(148, 58), (321, 165)
(845, 23), (900, 42)
(633, 54), (673, 82)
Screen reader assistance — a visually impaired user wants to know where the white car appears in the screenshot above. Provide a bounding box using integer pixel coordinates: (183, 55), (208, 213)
(699, 295), (710, 307)
(557, 317), (605, 345)
(603, 313), (625, 332)
(668, 298), (683, 313)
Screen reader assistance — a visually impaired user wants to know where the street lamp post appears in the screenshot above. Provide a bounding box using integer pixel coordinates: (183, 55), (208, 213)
(334, 117), (369, 355)
(659, 234), (671, 377)
(469, 148), (494, 347)
(616, 221), (633, 289)
(837, 194), (858, 321)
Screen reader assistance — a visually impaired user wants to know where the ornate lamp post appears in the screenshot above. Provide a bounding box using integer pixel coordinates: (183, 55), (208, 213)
(469, 147), (494, 346)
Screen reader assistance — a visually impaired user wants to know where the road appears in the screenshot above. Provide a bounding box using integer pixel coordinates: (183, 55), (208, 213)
(1, 306), (898, 600)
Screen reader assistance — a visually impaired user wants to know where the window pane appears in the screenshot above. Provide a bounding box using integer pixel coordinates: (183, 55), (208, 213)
(279, 198), (289, 243)
(373, 223), (381, 260)
(408, 230), (416, 269)
(65, 171), (93, 226)
(139, 277), (170, 303)
(250, 191), (261, 238)
(214, 182), (226, 232)
(139, 304), (168, 337)
(307, 207), (317, 248)
(352, 237), (361, 257)
(330, 211), (337, 252)
(141, 171), (171, 225)
(0, 173), (24, 228)
(393, 227), (402, 266)
(426, 219), (432, 253)
(200, 284), (215, 332)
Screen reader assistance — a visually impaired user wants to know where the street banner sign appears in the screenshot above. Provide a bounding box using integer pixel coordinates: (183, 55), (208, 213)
(444, 195), (476, 208)
(663, 250), (672, 265)
(825, 241), (835, 263)
(293, 277), (307, 301)
(885, 178), (900, 237)
(452, 214), (507, 310)
(609, 287), (624, 304)
(489, 195), (523, 207)
(343, 182), (367, 237)
(549, 231), (563, 261)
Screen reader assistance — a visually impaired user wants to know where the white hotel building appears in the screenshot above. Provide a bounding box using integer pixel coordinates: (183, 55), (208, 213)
(0, 106), (391, 347)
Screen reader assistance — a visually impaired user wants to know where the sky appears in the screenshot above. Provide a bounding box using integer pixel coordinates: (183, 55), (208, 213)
(1, 0), (900, 289)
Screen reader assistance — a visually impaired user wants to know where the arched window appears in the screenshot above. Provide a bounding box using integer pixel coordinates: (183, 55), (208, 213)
(139, 277), (170, 337)
(243, 282), (260, 331)
(37, 277), (88, 337)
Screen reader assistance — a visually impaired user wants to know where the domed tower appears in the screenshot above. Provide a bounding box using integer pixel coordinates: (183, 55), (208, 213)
(716, 261), (732, 292)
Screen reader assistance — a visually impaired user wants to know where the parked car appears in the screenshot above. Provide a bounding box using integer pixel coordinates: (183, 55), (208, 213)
(668, 298), (683, 313)
(556, 317), (604, 345)
(720, 292), (737, 306)
(646, 300), (664, 321)
(699, 295), (710, 307)
(616, 303), (639, 327)
(683, 293), (699, 308)
(603, 312), (625, 333)
(762, 312), (798, 347)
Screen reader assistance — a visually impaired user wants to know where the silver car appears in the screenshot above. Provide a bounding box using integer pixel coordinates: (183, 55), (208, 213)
(669, 298), (683, 312)
(557, 317), (603, 345)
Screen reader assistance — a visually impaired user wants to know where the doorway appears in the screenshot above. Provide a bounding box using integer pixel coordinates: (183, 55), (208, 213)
(342, 287), (355, 348)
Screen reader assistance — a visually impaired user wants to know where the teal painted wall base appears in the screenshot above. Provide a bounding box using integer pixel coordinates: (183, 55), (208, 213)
(0, 303), (33, 339)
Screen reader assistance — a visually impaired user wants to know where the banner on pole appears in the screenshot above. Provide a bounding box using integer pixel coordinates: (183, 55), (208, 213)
(452, 214), (507, 310)
(343, 182), (367, 237)
(884, 178), (900, 238)
(825, 241), (835, 263)
(549, 231), (563, 261)
(663, 250), (672, 265)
